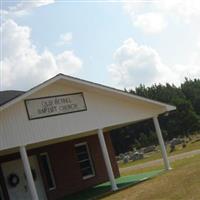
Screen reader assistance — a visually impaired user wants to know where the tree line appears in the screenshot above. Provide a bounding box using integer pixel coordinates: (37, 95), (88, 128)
(110, 78), (200, 154)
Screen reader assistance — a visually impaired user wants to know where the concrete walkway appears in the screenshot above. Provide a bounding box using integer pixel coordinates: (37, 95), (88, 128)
(120, 149), (200, 173)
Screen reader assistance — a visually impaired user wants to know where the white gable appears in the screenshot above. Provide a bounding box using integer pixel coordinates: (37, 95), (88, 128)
(0, 75), (175, 151)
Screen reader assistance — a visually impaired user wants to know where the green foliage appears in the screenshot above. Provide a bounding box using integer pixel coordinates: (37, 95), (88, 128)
(181, 78), (200, 115)
(111, 78), (200, 154)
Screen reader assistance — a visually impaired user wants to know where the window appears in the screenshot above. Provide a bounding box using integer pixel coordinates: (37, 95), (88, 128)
(75, 143), (95, 179)
(40, 153), (56, 190)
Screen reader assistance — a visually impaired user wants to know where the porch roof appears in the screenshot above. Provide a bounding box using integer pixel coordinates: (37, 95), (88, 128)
(0, 73), (175, 112)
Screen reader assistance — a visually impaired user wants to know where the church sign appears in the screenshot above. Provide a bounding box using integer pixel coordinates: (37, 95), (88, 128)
(25, 93), (87, 120)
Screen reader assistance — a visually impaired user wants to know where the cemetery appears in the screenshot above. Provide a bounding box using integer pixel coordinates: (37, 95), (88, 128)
(118, 134), (200, 169)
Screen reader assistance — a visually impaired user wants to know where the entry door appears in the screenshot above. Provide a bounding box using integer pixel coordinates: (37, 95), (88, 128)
(1, 155), (47, 200)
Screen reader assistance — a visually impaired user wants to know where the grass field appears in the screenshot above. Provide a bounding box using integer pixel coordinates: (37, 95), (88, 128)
(102, 154), (200, 200)
(118, 135), (200, 168)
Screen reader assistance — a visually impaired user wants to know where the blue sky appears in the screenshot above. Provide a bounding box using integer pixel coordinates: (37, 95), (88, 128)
(1, 0), (200, 90)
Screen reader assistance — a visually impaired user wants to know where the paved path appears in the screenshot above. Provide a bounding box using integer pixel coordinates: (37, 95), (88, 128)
(120, 149), (200, 173)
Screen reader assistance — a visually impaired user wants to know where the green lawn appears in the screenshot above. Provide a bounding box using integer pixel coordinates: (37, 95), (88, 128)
(120, 151), (200, 176)
(63, 154), (200, 200)
(102, 154), (200, 200)
(118, 136), (200, 169)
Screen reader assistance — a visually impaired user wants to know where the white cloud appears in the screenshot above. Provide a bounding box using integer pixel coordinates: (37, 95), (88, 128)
(171, 63), (200, 81)
(123, 1), (167, 34)
(56, 33), (72, 46)
(123, 0), (200, 33)
(134, 12), (167, 34)
(108, 38), (200, 89)
(1, 20), (82, 90)
(197, 39), (200, 49)
(156, 0), (200, 22)
(2, 0), (55, 18)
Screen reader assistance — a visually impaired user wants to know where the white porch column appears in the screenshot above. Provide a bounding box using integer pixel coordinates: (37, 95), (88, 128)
(153, 116), (171, 170)
(97, 129), (118, 191)
(19, 146), (39, 200)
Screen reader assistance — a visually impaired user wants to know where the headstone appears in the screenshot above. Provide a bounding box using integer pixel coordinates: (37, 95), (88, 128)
(119, 153), (124, 160)
(140, 145), (156, 153)
(123, 155), (129, 164)
(130, 152), (144, 161)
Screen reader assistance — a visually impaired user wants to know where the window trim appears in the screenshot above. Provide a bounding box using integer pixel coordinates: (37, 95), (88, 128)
(40, 153), (56, 191)
(75, 142), (95, 180)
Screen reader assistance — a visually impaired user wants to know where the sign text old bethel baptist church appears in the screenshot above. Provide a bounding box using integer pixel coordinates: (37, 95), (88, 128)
(25, 92), (87, 120)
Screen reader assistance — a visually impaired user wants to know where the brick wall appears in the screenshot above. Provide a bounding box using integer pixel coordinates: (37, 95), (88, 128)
(0, 132), (120, 200)
(43, 132), (119, 200)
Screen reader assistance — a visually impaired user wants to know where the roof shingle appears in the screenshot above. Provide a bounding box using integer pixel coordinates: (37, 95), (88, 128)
(0, 90), (25, 106)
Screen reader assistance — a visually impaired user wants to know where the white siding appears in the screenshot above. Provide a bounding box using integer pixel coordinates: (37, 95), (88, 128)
(0, 81), (165, 151)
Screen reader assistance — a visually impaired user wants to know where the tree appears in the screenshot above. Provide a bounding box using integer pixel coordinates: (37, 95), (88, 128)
(181, 78), (200, 115)
(110, 78), (200, 154)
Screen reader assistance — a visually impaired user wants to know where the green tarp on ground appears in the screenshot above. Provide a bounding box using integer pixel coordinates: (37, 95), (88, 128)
(61, 170), (163, 200)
